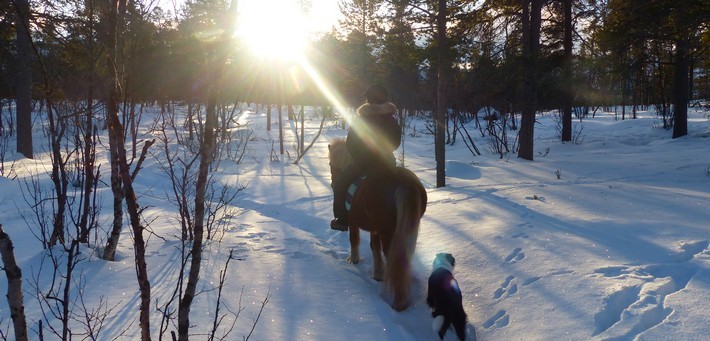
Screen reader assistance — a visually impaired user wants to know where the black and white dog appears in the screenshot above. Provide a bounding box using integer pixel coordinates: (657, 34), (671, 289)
(426, 253), (468, 340)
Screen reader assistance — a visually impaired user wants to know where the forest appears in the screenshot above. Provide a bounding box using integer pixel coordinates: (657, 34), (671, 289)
(0, 0), (708, 340)
(2, 0), (709, 157)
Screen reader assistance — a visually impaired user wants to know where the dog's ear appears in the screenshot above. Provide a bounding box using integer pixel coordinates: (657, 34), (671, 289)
(328, 144), (332, 151)
(446, 253), (455, 267)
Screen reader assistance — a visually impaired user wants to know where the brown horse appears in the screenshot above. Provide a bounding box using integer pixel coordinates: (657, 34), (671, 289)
(328, 138), (427, 311)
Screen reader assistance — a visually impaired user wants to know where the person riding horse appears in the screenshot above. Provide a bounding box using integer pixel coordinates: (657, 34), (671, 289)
(331, 84), (402, 231)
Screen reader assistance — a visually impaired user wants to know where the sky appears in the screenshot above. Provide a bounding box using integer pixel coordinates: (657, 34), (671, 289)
(0, 102), (708, 339)
(157, 0), (341, 35)
(154, 0), (342, 59)
(239, 0), (340, 34)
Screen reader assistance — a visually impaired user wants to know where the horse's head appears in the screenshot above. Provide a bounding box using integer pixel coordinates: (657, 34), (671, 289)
(328, 138), (351, 186)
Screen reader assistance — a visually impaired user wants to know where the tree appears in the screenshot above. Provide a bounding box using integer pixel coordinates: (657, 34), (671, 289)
(338, 0), (384, 102)
(435, 0), (447, 187)
(378, 1), (422, 109)
(599, 0), (708, 137)
(561, 0), (573, 142)
(105, 0), (151, 337)
(518, 0), (542, 161)
(177, 0), (237, 338)
(13, 0), (32, 158)
(0, 225), (28, 341)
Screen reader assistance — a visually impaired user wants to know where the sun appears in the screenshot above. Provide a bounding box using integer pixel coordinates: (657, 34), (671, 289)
(237, 1), (310, 61)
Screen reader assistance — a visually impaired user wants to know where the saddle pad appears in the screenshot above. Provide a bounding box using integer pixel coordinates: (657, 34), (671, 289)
(345, 174), (367, 212)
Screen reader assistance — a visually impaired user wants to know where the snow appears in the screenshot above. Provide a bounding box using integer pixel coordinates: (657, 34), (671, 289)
(0, 104), (708, 340)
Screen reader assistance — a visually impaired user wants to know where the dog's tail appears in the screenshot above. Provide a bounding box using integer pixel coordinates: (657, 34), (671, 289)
(385, 173), (426, 311)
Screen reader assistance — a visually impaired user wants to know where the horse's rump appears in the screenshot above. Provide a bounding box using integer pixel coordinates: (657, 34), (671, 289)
(350, 166), (427, 310)
(328, 138), (427, 311)
(349, 167), (423, 229)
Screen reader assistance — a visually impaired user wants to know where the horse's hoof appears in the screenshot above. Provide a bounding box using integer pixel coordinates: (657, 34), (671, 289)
(347, 256), (359, 264)
(372, 273), (383, 281)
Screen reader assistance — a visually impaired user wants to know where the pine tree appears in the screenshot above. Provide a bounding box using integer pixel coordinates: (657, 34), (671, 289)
(14, 0), (32, 158)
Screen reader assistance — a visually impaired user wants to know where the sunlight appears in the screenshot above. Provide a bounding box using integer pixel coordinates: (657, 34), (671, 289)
(237, 1), (309, 61)
(298, 57), (351, 119)
(234, 1), (352, 119)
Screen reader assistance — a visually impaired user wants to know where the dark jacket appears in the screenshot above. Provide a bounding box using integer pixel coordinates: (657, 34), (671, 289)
(346, 102), (401, 164)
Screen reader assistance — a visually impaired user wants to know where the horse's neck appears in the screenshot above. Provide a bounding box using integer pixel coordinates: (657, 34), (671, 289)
(333, 145), (352, 169)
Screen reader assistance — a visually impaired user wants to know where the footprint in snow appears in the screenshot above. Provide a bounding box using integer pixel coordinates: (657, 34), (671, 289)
(590, 241), (706, 340)
(493, 275), (517, 299)
(483, 310), (510, 329)
(505, 248), (525, 263)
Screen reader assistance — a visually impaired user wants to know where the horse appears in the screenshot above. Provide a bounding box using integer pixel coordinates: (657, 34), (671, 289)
(328, 138), (427, 311)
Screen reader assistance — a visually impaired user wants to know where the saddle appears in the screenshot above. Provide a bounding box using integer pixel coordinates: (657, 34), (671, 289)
(345, 173), (367, 212)
(344, 163), (397, 212)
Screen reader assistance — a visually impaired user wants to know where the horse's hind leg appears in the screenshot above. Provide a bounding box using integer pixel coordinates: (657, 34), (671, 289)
(370, 232), (384, 281)
(347, 226), (360, 264)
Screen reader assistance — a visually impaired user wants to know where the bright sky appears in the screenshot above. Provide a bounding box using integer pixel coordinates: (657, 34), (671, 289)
(158, 0), (340, 35)
(300, 0), (341, 34)
(234, 1), (351, 114)
(154, 0), (340, 58)
(236, 0), (340, 59)
(242, 0), (339, 34)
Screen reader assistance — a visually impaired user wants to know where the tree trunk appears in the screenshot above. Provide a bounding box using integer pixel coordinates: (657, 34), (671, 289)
(688, 56), (694, 101)
(518, 0), (541, 161)
(266, 104), (271, 131)
(300, 105), (304, 154)
(178, 94), (216, 340)
(15, 0), (33, 159)
(79, 0), (98, 244)
(672, 37), (689, 138)
(278, 99), (284, 155)
(47, 106), (68, 247)
(79, 88), (96, 243)
(435, 0), (447, 188)
(177, 1), (237, 338)
(106, 0), (151, 338)
(102, 151), (124, 261)
(104, 71), (125, 259)
(561, 0), (573, 142)
(102, 0), (127, 260)
(0, 225), (28, 341)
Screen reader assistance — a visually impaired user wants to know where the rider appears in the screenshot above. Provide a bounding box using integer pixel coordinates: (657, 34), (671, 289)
(330, 84), (402, 231)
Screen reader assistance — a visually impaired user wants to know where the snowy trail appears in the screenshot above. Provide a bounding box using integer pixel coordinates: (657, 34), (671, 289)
(0, 106), (708, 340)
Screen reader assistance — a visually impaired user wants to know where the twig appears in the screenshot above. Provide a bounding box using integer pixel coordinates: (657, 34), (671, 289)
(244, 288), (270, 341)
(131, 139), (156, 181)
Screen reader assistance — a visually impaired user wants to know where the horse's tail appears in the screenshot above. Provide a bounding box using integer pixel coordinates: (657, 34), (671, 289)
(386, 177), (425, 311)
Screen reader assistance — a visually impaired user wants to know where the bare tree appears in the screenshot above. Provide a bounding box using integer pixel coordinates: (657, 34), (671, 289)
(435, 0), (447, 187)
(177, 95), (217, 340)
(208, 250), (238, 341)
(292, 107), (327, 165)
(106, 0), (151, 337)
(28, 239), (79, 340)
(177, 1), (237, 338)
(0, 225), (28, 341)
(103, 138), (153, 261)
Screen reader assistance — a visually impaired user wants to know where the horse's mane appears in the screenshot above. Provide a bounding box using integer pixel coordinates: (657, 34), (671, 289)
(330, 137), (346, 148)
(329, 138), (351, 169)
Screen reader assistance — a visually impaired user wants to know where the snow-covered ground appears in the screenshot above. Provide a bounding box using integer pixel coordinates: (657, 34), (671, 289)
(0, 104), (708, 340)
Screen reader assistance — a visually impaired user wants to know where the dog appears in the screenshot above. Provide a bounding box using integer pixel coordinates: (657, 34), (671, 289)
(426, 253), (468, 340)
